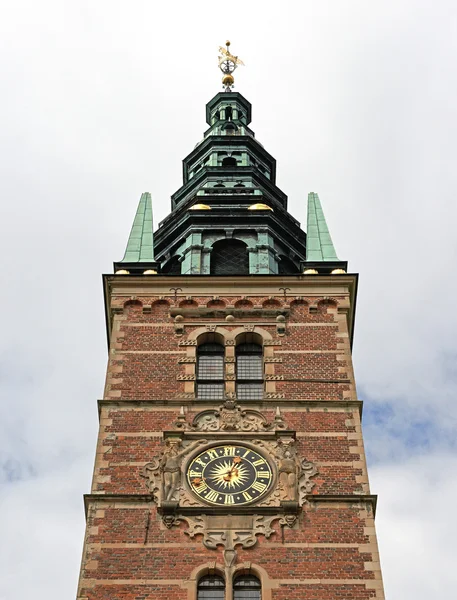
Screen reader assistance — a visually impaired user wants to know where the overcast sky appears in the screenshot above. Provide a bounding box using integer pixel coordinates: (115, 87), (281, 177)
(1, 1), (456, 598)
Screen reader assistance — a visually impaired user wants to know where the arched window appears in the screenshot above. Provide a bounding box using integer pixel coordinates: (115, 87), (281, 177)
(222, 156), (237, 167)
(210, 240), (249, 275)
(236, 343), (263, 400)
(197, 342), (225, 400)
(197, 574), (225, 599)
(233, 574), (261, 599)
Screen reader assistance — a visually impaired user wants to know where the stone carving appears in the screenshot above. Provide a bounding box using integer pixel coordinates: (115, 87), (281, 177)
(265, 375), (284, 380)
(206, 324), (217, 332)
(298, 458), (319, 503)
(172, 400), (288, 432)
(174, 315), (184, 336)
(253, 438), (318, 505)
(276, 314), (286, 336)
(176, 374), (196, 380)
(264, 393), (285, 399)
(264, 357), (283, 363)
(243, 324), (255, 332)
(279, 514), (298, 528)
(140, 438), (207, 502)
(177, 357), (196, 363)
(178, 340), (197, 346)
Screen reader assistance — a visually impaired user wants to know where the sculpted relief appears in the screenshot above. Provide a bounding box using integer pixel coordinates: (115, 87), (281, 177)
(140, 405), (319, 569)
(173, 400), (288, 433)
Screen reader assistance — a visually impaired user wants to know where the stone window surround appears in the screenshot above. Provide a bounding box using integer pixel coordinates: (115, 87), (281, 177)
(181, 326), (278, 397)
(186, 562), (271, 600)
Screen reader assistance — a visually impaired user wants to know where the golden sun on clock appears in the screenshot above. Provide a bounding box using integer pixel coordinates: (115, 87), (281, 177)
(186, 444), (274, 506)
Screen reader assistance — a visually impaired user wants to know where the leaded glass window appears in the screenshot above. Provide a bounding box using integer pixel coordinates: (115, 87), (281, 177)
(197, 343), (225, 400)
(210, 240), (249, 275)
(233, 574), (261, 599)
(236, 343), (263, 400)
(197, 575), (225, 599)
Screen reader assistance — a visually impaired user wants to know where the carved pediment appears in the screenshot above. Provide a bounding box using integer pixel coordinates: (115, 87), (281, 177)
(173, 400), (288, 433)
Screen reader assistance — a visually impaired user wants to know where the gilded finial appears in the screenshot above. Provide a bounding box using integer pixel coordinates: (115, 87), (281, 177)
(218, 41), (244, 91)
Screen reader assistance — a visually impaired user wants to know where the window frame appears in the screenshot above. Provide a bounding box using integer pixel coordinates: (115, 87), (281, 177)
(235, 342), (264, 401)
(196, 341), (225, 400)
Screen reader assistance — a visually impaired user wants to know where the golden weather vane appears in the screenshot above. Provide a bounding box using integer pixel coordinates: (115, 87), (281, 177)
(218, 40), (244, 91)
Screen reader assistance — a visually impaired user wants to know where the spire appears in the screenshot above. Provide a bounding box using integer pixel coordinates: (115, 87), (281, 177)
(120, 192), (154, 262)
(115, 193), (158, 274)
(306, 193), (339, 261)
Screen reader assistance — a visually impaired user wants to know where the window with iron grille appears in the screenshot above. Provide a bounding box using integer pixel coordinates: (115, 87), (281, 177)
(197, 575), (225, 599)
(233, 574), (261, 599)
(236, 343), (263, 401)
(197, 343), (225, 400)
(210, 240), (249, 275)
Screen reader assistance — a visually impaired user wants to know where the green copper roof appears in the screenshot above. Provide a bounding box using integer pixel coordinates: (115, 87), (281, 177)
(306, 192), (339, 261)
(120, 192), (154, 263)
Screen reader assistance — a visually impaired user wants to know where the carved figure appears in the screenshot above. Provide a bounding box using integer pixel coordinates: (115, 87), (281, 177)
(141, 439), (206, 502)
(160, 439), (205, 501)
(277, 445), (299, 501)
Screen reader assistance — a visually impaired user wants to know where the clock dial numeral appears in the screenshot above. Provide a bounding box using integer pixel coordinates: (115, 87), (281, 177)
(187, 445), (273, 506)
(205, 490), (220, 502)
(252, 481), (267, 493)
(257, 471), (271, 478)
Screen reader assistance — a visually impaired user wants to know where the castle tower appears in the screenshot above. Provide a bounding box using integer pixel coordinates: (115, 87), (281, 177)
(77, 44), (385, 600)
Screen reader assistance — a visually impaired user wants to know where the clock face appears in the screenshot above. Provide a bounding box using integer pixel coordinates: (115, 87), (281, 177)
(186, 444), (274, 506)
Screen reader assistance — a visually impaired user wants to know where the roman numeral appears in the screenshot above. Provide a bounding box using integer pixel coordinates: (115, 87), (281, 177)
(224, 446), (236, 456)
(195, 458), (206, 467)
(196, 481), (207, 491)
(207, 449), (218, 460)
(188, 470), (202, 478)
(256, 471), (271, 478)
(205, 490), (220, 502)
(252, 481), (267, 493)
(253, 458), (265, 466)
(242, 449), (251, 457)
(224, 495), (235, 505)
(242, 491), (253, 501)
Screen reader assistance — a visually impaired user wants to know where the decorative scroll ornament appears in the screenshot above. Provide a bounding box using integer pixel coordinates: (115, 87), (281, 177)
(172, 400), (288, 432)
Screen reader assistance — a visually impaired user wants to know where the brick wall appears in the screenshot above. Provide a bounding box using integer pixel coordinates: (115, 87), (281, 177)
(77, 279), (384, 600)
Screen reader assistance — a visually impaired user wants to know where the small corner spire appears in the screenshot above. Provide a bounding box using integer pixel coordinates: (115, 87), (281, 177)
(218, 40), (244, 91)
(114, 192), (159, 275)
(306, 193), (339, 261)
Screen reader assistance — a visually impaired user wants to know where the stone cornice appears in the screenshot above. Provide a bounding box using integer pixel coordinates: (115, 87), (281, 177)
(83, 492), (378, 517)
(97, 398), (363, 417)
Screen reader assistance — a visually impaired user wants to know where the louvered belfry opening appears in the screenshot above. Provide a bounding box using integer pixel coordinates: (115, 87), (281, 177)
(210, 239), (249, 275)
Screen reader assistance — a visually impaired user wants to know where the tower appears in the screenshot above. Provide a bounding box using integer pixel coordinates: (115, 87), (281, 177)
(77, 44), (385, 600)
